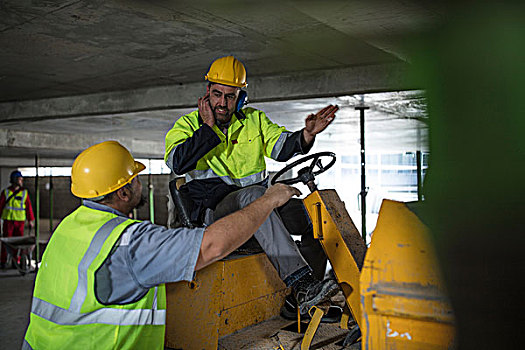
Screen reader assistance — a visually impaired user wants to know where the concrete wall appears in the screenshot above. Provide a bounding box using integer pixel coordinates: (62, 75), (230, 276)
(0, 167), (18, 191)
(23, 174), (172, 231)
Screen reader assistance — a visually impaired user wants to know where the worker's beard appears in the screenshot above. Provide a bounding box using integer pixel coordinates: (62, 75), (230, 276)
(213, 106), (233, 124)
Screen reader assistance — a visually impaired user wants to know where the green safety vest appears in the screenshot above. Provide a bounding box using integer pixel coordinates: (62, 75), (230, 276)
(1, 188), (28, 221)
(23, 205), (166, 350)
(165, 107), (288, 186)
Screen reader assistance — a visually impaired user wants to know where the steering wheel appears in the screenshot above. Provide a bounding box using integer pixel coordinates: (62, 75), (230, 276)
(270, 151), (336, 192)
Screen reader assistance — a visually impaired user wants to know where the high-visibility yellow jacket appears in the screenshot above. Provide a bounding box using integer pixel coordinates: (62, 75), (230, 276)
(1, 188), (29, 221)
(23, 205), (166, 350)
(164, 107), (309, 222)
(165, 107), (289, 186)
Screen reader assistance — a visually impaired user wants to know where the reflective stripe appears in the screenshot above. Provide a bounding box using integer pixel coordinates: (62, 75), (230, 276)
(186, 169), (267, 187)
(22, 339), (33, 350)
(119, 223), (140, 247)
(70, 216), (128, 312)
(166, 147), (176, 173)
(271, 131), (292, 160)
(31, 297), (166, 326)
(4, 189), (26, 210)
(4, 206), (24, 211)
(21, 190), (27, 208)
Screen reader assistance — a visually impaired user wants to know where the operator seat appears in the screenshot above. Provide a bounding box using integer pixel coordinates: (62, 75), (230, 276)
(167, 177), (196, 229)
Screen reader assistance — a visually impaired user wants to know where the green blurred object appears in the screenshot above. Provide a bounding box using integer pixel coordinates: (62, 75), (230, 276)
(412, 3), (525, 349)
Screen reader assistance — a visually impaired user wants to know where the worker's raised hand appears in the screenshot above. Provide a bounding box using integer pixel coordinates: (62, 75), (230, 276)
(265, 183), (302, 208)
(303, 104), (339, 144)
(198, 92), (215, 127)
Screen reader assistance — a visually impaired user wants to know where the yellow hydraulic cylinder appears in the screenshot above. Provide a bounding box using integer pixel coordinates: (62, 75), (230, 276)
(303, 190), (367, 329)
(360, 200), (455, 349)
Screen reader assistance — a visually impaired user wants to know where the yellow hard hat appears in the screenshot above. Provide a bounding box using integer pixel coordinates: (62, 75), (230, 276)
(205, 56), (247, 88)
(71, 141), (145, 199)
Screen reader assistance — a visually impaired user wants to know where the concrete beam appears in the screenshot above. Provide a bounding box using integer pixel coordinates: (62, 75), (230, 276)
(0, 63), (414, 123)
(0, 128), (165, 164)
(0, 157), (74, 168)
(250, 62), (415, 102)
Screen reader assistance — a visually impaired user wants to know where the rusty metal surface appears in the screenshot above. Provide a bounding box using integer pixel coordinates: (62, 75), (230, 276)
(165, 260), (223, 350)
(320, 190), (367, 269)
(360, 199), (455, 349)
(165, 253), (287, 350)
(220, 254), (288, 337)
(303, 190), (366, 329)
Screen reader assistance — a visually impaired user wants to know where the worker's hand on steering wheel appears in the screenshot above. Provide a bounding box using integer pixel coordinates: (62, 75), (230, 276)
(264, 183), (302, 208)
(198, 92), (215, 128)
(303, 104), (339, 144)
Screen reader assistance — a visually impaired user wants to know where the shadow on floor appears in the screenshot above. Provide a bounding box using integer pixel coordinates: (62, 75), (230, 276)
(0, 268), (34, 350)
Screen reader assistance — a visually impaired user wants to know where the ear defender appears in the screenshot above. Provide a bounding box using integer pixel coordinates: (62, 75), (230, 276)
(236, 90), (248, 112)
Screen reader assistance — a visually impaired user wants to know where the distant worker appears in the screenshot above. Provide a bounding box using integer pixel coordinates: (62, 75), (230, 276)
(23, 140), (300, 349)
(164, 56), (340, 315)
(0, 170), (35, 269)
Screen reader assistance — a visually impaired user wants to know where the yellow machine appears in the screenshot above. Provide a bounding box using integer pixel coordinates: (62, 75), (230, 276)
(359, 200), (455, 349)
(166, 152), (455, 349)
(273, 152), (455, 349)
(165, 253), (288, 349)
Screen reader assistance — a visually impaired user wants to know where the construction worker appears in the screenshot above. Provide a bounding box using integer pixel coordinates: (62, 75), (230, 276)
(23, 140), (300, 349)
(164, 56), (340, 316)
(0, 170), (35, 269)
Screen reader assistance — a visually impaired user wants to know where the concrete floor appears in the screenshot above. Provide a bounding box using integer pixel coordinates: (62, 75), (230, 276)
(0, 268), (34, 350)
(0, 226), (51, 349)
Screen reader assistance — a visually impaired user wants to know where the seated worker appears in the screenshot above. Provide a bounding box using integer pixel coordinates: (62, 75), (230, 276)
(164, 56), (340, 315)
(23, 141), (300, 349)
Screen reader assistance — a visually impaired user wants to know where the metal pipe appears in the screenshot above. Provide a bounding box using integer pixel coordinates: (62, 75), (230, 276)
(34, 155), (40, 269)
(148, 170), (154, 224)
(355, 105), (369, 244)
(49, 174), (53, 233)
(416, 150), (423, 201)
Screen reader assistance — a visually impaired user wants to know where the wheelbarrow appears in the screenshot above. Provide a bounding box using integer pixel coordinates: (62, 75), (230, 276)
(0, 236), (46, 275)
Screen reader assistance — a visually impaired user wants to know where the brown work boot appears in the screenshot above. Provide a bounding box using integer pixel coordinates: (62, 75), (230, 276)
(293, 273), (340, 315)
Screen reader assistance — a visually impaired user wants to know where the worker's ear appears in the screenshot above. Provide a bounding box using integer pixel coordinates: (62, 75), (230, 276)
(115, 186), (132, 202)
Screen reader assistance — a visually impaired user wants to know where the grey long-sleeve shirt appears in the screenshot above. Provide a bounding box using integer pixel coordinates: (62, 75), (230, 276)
(83, 201), (205, 305)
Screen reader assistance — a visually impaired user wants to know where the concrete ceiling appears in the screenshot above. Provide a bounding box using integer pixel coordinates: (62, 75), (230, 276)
(0, 0), (444, 166)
